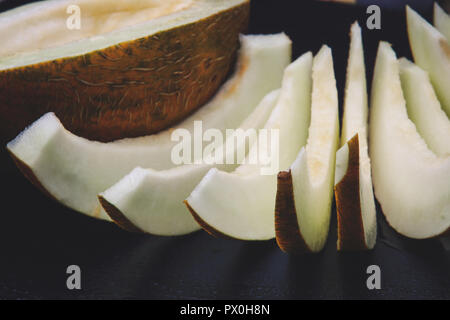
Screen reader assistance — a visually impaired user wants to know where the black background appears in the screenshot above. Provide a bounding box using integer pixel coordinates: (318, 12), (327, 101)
(0, 0), (449, 300)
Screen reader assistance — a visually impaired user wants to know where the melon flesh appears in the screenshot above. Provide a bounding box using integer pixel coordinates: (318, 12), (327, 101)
(7, 34), (291, 220)
(185, 51), (313, 240)
(275, 46), (339, 253)
(99, 90), (279, 236)
(334, 22), (376, 251)
(434, 3), (450, 42)
(0, 0), (245, 69)
(399, 58), (450, 156)
(370, 42), (450, 239)
(406, 6), (450, 117)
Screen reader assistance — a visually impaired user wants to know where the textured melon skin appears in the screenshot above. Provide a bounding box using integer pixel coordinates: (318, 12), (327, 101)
(275, 170), (311, 254)
(334, 134), (368, 251)
(0, 2), (249, 143)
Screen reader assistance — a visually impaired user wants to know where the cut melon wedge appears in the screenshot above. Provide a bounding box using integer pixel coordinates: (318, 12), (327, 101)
(334, 22), (376, 251)
(406, 6), (450, 117)
(399, 58), (450, 156)
(185, 51), (314, 240)
(370, 42), (450, 239)
(0, 0), (250, 142)
(7, 34), (291, 220)
(434, 3), (450, 41)
(275, 46), (339, 253)
(99, 89), (279, 235)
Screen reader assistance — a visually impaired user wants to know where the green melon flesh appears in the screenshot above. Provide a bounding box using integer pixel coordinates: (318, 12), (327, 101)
(334, 22), (376, 251)
(399, 58), (450, 156)
(406, 6), (450, 117)
(185, 51), (313, 240)
(434, 3), (450, 42)
(275, 46), (339, 253)
(99, 89), (279, 235)
(0, 0), (244, 69)
(370, 42), (450, 239)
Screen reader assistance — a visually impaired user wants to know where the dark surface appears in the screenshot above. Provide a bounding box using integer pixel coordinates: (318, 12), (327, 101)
(0, 0), (449, 300)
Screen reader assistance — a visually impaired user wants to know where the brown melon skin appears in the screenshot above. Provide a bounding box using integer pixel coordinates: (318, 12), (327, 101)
(334, 134), (369, 251)
(0, 1), (250, 143)
(98, 195), (145, 233)
(275, 170), (312, 254)
(184, 200), (235, 239)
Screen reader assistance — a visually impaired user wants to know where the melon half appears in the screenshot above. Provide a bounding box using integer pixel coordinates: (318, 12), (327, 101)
(334, 22), (377, 251)
(7, 34), (291, 220)
(369, 42), (450, 239)
(0, 0), (250, 142)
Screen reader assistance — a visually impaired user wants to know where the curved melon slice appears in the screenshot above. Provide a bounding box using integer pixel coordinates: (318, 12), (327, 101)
(434, 3), (450, 41)
(370, 42), (450, 239)
(99, 90), (279, 235)
(7, 34), (291, 220)
(0, 0), (250, 142)
(334, 22), (376, 251)
(406, 6), (450, 117)
(185, 51), (314, 240)
(275, 46), (339, 253)
(399, 58), (450, 156)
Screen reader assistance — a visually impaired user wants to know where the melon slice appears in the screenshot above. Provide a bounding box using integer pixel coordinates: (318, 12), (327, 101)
(406, 6), (450, 117)
(369, 42), (450, 239)
(7, 34), (291, 220)
(334, 22), (376, 251)
(275, 46), (339, 253)
(99, 89), (279, 235)
(399, 58), (450, 156)
(434, 3), (450, 41)
(0, 0), (250, 142)
(185, 51), (314, 240)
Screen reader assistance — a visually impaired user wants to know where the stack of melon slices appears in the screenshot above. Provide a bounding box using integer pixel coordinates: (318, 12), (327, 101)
(8, 34), (292, 222)
(370, 6), (450, 240)
(6, 4), (450, 252)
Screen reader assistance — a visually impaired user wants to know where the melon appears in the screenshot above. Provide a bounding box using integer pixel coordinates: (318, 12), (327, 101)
(185, 51), (313, 241)
(406, 6), (450, 117)
(275, 46), (339, 253)
(369, 42), (450, 239)
(7, 34), (291, 220)
(0, 0), (250, 142)
(434, 3), (450, 41)
(334, 22), (377, 251)
(99, 89), (279, 235)
(399, 58), (450, 156)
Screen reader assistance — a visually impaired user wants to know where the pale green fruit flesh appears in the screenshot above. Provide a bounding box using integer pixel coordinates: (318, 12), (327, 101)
(185, 51), (314, 240)
(99, 89), (279, 236)
(7, 34), (291, 220)
(0, 0), (246, 70)
(406, 6), (450, 117)
(370, 42), (450, 239)
(335, 22), (376, 251)
(399, 58), (450, 156)
(434, 3), (450, 42)
(285, 45), (340, 252)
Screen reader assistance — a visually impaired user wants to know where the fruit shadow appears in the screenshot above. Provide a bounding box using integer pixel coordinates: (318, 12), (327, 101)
(215, 239), (280, 299)
(284, 251), (327, 299)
